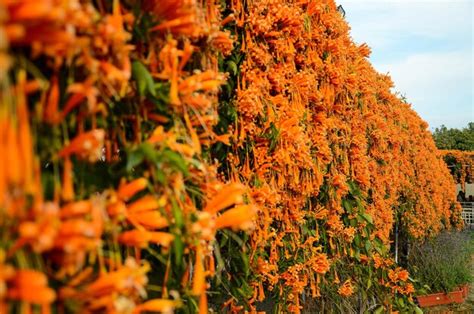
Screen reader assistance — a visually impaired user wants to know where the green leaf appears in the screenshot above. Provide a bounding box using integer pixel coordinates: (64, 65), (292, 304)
(354, 248), (360, 261)
(227, 60), (238, 76)
(222, 229), (244, 247)
(187, 296), (199, 312)
(213, 242), (225, 284)
(145, 247), (168, 265)
(132, 61), (156, 97)
(397, 297), (405, 308)
(162, 150), (189, 176)
(172, 234), (184, 268)
(354, 234), (361, 247)
(342, 199), (353, 213)
(241, 252), (250, 276)
(374, 237), (383, 248)
(141, 143), (157, 160)
(364, 240), (372, 253)
(373, 238), (387, 255)
(367, 278), (372, 289)
(126, 148), (145, 171)
(126, 143), (157, 171)
(374, 244), (383, 255)
(302, 224), (309, 236)
(171, 198), (184, 228)
(348, 180), (361, 197)
(155, 169), (167, 184)
(359, 212), (373, 224)
(373, 306), (384, 314)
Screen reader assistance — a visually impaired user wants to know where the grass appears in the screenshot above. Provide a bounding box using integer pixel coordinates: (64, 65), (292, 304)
(408, 229), (474, 294)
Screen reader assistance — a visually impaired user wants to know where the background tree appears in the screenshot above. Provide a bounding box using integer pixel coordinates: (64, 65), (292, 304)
(433, 122), (474, 151)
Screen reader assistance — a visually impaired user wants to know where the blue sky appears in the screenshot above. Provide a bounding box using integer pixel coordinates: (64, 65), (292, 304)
(338, 0), (473, 130)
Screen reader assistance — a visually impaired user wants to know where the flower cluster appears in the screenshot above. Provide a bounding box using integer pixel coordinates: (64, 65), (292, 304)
(228, 0), (461, 311)
(441, 150), (474, 191)
(0, 0), (254, 313)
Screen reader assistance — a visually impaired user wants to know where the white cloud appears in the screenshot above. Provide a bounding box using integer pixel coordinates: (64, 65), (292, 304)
(338, 0), (473, 128)
(376, 51), (472, 104)
(340, 0), (472, 51)
(376, 50), (473, 128)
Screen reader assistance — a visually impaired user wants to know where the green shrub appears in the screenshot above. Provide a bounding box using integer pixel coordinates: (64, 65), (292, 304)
(408, 230), (473, 293)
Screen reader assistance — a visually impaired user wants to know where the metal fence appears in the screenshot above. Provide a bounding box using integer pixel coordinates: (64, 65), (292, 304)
(460, 202), (474, 228)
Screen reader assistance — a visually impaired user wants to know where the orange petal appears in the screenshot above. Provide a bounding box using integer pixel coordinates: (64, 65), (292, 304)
(43, 76), (59, 124)
(60, 200), (92, 218)
(19, 221), (39, 238)
(118, 229), (152, 247)
(134, 299), (178, 313)
(184, 111), (201, 155)
(12, 270), (48, 287)
(119, 230), (174, 248)
(127, 211), (169, 230)
(9, 2), (52, 21)
(16, 76), (34, 191)
(199, 293), (208, 314)
(147, 126), (166, 144)
(7, 287), (56, 304)
(148, 232), (174, 247)
(58, 129), (105, 161)
(204, 183), (245, 214)
(5, 120), (21, 185)
(61, 157), (75, 202)
(58, 219), (96, 237)
(192, 245), (205, 295)
(118, 178), (148, 201)
(127, 195), (160, 213)
(107, 200), (127, 218)
(214, 205), (256, 230)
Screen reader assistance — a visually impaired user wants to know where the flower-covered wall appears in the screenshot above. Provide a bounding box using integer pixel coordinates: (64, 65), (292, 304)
(0, 0), (462, 313)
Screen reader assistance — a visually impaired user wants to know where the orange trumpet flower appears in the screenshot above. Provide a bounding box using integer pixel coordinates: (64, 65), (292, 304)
(57, 219), (97, 238)
(147, 126), (166, 144)
(4, 119), (21, 186)
(43, 75), (60, 124)
(191, 244), (205, 296)
(203, 183), (246, 214)
(214, 204), (256, 231)
(60, 200), (92, 218)
(133, 299), (179, 313)
(7, 270), (56, 304)
(118, 178), (148, 201)
(61, 157), (75, 201)
(126, 211), (169, 230)
(62, 77), (98, 118)
(86, 258), (150, 297)
(58, 129), (105, 162)
(118, 230), (174, 248)
(127, 195), (161, 213)
(16, 74), (35, 192)
(107, 200), (127, 218)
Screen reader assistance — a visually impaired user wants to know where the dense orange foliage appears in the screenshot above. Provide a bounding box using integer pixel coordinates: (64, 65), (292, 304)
(228, 0), (461, 311)
(0, 0), (247, 313)
(0, 0), (462, 313)
(441, 150), (474, 191)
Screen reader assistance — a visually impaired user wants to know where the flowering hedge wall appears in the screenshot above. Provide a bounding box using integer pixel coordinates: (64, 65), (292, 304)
(0, 0), (462, 313)
(441, 150), (474, 191)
